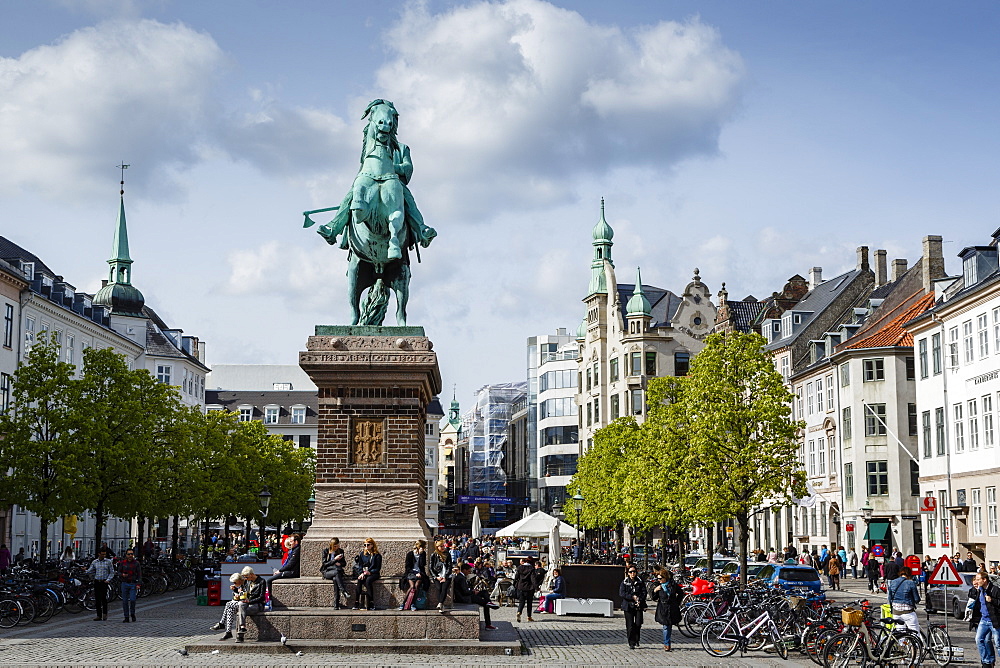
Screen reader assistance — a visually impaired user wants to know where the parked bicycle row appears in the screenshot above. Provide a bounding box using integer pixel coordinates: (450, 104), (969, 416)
(0, 550), (197, 628)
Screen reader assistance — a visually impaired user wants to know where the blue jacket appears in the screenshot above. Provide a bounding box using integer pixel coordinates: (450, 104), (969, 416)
(888, 577), (920, 606)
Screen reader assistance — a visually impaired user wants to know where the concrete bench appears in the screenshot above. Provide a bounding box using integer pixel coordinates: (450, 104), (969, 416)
(554, 598), (613, 617)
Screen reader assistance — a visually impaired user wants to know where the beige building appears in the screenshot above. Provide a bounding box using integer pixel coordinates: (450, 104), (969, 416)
(575, 201), (716, 449)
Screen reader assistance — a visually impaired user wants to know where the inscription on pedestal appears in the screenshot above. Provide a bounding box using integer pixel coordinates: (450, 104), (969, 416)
(351, 418), (385, 465)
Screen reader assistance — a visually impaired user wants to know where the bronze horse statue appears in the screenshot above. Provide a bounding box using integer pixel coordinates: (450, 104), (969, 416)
(305, 99), (435, 325)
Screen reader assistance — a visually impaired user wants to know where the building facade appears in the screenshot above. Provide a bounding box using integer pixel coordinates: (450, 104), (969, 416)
(529, 330), (579, 512)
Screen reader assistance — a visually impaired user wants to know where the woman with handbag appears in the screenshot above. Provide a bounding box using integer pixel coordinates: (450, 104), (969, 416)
(320, 537), (348, 609)
(620, 565), (647, 650)
(429, 540), (452, 611)
(399, 540), (428, 611)
(886, 567), (921, 634)
(654, 570), (683, 651)
(352, 538), (382, 610)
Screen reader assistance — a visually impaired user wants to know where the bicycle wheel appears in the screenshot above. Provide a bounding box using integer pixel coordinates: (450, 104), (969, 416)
(30, 593), (55, 623)
(680, 603), (708, 638)
(924, 626), (952, 666)
(771, 626), (789, 660)
(0, 598), (21, 628)
(882, 632), (919, 668)
(822, 632), (865, 668)
(15, 597), (35, 625)
(701, 618), (740, 658)
(811, 627), (843, 665)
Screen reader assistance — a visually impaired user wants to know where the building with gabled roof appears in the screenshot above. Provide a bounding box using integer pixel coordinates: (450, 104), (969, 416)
(575, 200), (716, 459)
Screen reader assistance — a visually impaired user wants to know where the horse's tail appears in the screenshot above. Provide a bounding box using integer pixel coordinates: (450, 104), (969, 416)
(359, 278), (391, 325)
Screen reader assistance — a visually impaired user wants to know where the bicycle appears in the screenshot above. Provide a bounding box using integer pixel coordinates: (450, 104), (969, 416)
(822, 608), (918, 668)
(701, 604), (790, 660)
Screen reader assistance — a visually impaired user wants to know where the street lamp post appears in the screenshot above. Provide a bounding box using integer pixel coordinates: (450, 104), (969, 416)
(571, 493), (584, 542)
(258, 488), (272, 555)
(861, 501), (874, 522)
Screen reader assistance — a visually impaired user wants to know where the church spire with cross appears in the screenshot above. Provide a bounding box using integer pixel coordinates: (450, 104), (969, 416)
(93, 164), (146, 317)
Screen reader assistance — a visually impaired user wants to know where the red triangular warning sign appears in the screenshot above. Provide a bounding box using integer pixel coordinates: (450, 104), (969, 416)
(927, 555), (964, 586)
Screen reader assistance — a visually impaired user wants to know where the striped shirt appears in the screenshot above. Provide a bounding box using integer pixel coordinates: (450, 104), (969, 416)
(87, 557), (115, 582)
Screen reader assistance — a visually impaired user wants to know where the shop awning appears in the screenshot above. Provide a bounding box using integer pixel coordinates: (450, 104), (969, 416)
(863, 522), (890, 541)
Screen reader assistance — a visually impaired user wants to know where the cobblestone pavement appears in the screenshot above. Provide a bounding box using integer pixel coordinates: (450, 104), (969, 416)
(0, 580), (978, 667)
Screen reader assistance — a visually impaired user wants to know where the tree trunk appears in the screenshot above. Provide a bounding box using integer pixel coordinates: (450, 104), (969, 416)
(676, 527), (687, 577)
(136, 514), (145, 557)
(94, 502), (105, 554)
(243, 517), (251, 552)
(706, 525), (715, 576)
(737, 511), (750, 587)
(643, 530), (650, 572)
(224, 517), (231, 553)
(201, 514), (210, 561)
(171, 515), (180, 558)
(39, 517), (49, 561)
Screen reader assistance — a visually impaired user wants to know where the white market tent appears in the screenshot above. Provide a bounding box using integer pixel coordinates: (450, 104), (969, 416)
(495, 511), (577, 538)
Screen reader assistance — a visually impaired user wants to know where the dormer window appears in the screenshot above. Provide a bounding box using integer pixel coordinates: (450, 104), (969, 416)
(965, 255), (979, 287)
(264, 405), (280, 424)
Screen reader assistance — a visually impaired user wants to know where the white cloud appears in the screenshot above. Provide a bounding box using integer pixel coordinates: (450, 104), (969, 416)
(374, 0), (745, 218)
(0, 18), (226, 200)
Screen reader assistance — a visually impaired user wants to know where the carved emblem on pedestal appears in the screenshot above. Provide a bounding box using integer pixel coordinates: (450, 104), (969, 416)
(352, 419), (385, 465)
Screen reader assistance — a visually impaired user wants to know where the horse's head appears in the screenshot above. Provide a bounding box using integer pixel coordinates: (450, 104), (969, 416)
(363, 99), (398, 148)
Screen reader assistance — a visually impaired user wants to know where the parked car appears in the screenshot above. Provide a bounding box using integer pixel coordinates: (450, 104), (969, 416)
(756, 564), (824, 593)
(925, 572), (976, 618)
(721, 561), (769, 580)
(691, 557), (737, 576)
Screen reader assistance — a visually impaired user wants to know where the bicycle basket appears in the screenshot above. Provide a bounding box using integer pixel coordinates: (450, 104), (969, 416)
(789, 596), (805, 610)
(842, 607), (864, 626)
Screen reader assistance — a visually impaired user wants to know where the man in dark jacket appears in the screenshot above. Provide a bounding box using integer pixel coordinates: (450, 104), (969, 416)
(964, 552), (980, 573)
(620, 565), (647, 649)
(513, 557), (542, 623)
(461, 539), (481, 564)
(454, 562), (497, 629)
(265, 533), (301, 596)
(969, 571), (1000, 667)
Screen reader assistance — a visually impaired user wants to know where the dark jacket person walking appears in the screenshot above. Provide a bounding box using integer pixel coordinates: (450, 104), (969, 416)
(513, 557), (543, 623)
(620, 565), (647, 649)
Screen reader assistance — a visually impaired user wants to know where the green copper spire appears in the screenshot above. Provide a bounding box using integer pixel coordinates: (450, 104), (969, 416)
(626, 267), (651, 317)
(94, 183), (145, 317)
(447, 389), (462, 429)
(587, 198), (614, 296)
(576, 316), (587, 340)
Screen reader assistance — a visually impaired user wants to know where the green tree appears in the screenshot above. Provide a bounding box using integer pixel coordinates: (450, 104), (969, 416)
(679, 331), (806, 585)
(73, 347), (190, 549)
(569, 417), (636, 533)
(0, 334), (89, 558)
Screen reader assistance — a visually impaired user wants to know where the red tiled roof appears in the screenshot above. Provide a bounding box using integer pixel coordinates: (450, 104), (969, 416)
(842, 292), (936, 350)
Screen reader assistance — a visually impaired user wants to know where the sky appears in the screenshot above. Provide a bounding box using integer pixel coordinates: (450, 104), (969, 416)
(2, 0), (1000, 406)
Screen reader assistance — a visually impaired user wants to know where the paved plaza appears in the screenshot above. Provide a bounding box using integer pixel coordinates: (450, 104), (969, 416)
(0, 577), (979, 667)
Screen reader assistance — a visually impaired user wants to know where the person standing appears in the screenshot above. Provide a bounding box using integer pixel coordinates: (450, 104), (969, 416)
(320, 537), (348, 609)
(620, 565), (647, 650)
(86, 547), (115, 621)
(867, 555), (881, 593)
(965, 552), (980, 573)
(265, 533), (301, 597)
(968, 571), (1000, 667)
(0, 543), (10, 573)
(654, 570), (682, 651)
(887, 567), (921, 634)
(430, 540), (452, 611)
(352, 538), (382, 610)
(849, 548), (859, 579)
(118, 548), (142, 622)
(828, 554), (841, 591)
(513, 556), (541, 623)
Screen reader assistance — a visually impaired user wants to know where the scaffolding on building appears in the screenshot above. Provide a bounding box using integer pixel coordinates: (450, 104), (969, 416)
(462, 382), (527, 523)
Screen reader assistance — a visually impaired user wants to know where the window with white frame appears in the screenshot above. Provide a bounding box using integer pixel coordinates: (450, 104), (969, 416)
(264, 406), (279, 424)
(995, 307), (1000, 354)
(66, 334), (75, 365)
(843, 407), (852, 440)
(807, 440), (816, 476)
(820, 501), (828, 535)
(425, 446), (435, 467)
(806, 383), (814, 415)
(969, 399), (980, 450)
(816, 378), (824, 412)
(863, 358), (885, 381)
(973, 488), (983, 535)
(424, 423), (434, 436)
(826, 374), (834, 410)
(0, 372), (10, 412)
(817, 436), (826, 475)
(922, 410), (932, 458)
(918, 338), (928, 379)
(949, 326), (959, 367)
(796, 388), (803, 419)
(828, 437), (837, 474)
(979, 313), (991, 358)
(238, 406), (253, 422)
(989, 487), (998, 536)
(867, 461), (889, 496)
(936, 407), (946, 455)
(780, 356), (789, 380)
(984, 394), (995, 447)
(840, 363), (850, 387)
(964, 320), (974, 363)
(425, 479), (436, 501)
(954, 403), (965, 452)
(24, 316), (35, 348)
(156, 364), (171, 384)
(932, 333), (943, 374)
(290, 406), (306, 424)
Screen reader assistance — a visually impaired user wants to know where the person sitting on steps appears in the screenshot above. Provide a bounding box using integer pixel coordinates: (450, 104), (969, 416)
(353, 538), (382, 610)
(320, 537), (348, 609)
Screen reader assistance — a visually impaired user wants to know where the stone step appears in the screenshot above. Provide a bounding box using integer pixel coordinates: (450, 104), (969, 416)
(271, 576), (444, 610)
(246, 604), (481, 641)
(186, 622), (522, 656)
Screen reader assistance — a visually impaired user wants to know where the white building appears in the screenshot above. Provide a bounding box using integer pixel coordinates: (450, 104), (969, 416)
(908, 232), (1000, 564)
(424, 398), (444, 532)
(529, 330), (579, 512)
